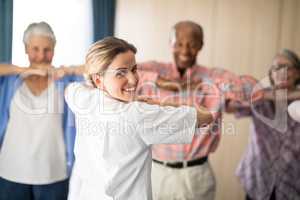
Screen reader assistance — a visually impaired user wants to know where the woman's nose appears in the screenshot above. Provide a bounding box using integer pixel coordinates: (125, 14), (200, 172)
(36, 51), (46, 62)
(276, 71), (287, 81)
(127, 71), (138, 85)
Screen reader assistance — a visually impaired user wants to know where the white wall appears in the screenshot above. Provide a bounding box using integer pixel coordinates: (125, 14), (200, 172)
(115, 0), (300, 199)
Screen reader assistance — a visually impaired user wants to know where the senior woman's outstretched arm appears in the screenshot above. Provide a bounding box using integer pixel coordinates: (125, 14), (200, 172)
(0, 63), (85, 78)
(0, 64), (47, 76)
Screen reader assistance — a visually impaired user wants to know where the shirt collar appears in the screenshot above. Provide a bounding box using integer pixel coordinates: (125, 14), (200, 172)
(170, 62), (197, 79)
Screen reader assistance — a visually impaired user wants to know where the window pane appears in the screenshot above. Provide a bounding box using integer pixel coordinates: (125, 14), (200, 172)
(12, 0), (93, 67)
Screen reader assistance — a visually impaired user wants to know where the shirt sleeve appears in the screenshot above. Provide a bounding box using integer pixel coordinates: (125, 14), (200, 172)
(288, 100), (300, 122)
(132, 102), (197, 145)
(197, 78), (222, 120)
(65, 74), (84, 82)
(209, 68), (260, 103)
(208, 68), (241, 101)
(210, 70), (262, 117)
(65, 82), (99, 115)
(230, 75), (266, 118)
(230, 74), (263, 104)
(137, 70), (158, 94)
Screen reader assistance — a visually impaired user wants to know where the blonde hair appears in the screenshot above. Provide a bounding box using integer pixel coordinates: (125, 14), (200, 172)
(85, 37), (137, 87)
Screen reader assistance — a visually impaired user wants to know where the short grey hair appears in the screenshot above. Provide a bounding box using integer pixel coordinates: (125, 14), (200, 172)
(23, 22), (56, 46)
(276, 49), (300, 70)
(269, 49), (300, 85)
(169, 20), (204, 48)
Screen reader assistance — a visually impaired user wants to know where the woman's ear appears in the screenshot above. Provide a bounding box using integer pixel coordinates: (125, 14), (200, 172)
(91, 74), (103, 89)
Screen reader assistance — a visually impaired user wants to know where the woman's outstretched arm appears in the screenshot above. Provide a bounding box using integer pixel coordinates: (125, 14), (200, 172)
(0, 64), (47, 77)
(137, 96), (213, 127)
(0, 64), (25, 76)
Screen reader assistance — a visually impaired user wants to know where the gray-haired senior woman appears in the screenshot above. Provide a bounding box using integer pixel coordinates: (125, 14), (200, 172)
(0, 22), (84, 200)
(227, 49), (300, 200)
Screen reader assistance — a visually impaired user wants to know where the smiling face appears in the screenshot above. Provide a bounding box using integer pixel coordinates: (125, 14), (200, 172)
(270, 55), (300, 90)
(98, 50), (139, 102)
(172, 23), (203, 72)
(25, 36), (54, 68)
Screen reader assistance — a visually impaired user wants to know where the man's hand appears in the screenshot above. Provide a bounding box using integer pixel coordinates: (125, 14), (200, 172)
(156, 75), (203, 92)
(155, 76), (182, 91)
(181, 79), (203, 91)
(136, 96), (161, 105)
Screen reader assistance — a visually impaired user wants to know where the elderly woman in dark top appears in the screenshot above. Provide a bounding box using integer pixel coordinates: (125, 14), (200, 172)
(227, 49), (300, 200)
(0, 22), (84, 200)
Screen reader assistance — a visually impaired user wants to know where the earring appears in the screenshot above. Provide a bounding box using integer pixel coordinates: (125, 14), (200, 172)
(95, 79), (101, 88)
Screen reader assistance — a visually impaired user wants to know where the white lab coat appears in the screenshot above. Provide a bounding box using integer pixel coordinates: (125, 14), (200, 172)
(65, 83), (197, 200)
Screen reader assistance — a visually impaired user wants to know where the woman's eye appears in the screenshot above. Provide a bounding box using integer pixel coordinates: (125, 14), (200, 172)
(115, 70), (127, 77)
(44, 48), (51, 53)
